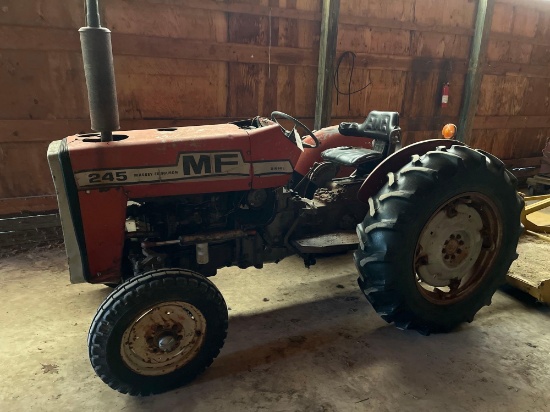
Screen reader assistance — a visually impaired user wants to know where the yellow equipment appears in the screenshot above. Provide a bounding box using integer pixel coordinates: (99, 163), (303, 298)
(507, 194), (550, 303)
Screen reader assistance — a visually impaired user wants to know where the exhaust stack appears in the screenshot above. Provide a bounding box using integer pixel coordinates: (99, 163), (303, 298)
(79, 0), (120, 142)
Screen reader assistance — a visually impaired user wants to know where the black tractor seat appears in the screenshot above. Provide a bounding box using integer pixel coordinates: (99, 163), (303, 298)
(338, 111), (400, 141)
(321, 111), (401, 169)
(321, 146), (382, 167)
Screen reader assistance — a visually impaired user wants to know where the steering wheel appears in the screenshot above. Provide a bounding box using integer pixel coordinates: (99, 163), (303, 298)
(270, 111), (320, 149)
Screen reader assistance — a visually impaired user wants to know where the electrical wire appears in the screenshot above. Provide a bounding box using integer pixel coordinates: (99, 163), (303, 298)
(333, 51), (372, 112)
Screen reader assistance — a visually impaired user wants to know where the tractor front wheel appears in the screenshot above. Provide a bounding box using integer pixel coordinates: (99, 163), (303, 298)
(88, 269), (228, 395)
(354, 145), (523, 334)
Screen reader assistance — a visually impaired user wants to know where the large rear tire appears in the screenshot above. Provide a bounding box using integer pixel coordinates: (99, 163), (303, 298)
(354, 145), (523, 334)
(88, 269), (228, 395)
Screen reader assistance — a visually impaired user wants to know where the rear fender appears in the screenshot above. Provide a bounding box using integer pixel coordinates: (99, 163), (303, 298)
(357, 139), (466, 203)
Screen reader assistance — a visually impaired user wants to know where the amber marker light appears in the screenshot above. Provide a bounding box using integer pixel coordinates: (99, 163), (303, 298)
(442, 123), (457, 139)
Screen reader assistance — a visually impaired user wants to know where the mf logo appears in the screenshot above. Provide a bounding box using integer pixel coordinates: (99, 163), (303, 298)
(74, 150), (282, 188)
(181, 153), (244, 176)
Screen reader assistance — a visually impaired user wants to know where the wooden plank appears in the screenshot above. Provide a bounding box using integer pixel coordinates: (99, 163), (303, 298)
(473, 115), (550, 129)
(497, 0), (550, 13)
(487, 39), (532, 64)
(339, 16), (473, 37)
(0, 26), (318, 67)
(0, 226), (63, 247)
(484, 61), (550, 78)
(227, 63), (279, 118)
(2, 27), (480, 74)
(512, 128), (550, 159)
(276, 65), (317, 118)
(530, 44), (550, 66)
(476, 74), (528, 116)
(457, 0), (496, 143)
(314, 0), (339, 130)
(331, 69), (407, 119)
(334, 54), (469, 73)
(340, 0), (415, 22)
(0, 142), (55, 199)
(338, 26), (411, 56)
(0, 196), (58, 216)
(490, 32), (550, 48)
(114, 0), (322, 23)
(414, 0), (476, 30)
(491, 2), (514, 34)
(502, 157), (543, 168)
(534, 9), (550, 41)
(518, 78), (550, 116)
(511, 6), (540, 38)
(0, 214), (60, 232)
(401, 70), (440, 118)
(410, 32), (472, 59)
(0, 50), (89, 121)
(104, 2), (228, 42)
(116, 59), (228, 119)
(0, 0), (84, 29)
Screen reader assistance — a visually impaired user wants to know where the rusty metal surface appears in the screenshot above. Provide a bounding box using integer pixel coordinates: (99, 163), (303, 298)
(414, 193), (502, 305)
(291, 231), (358, 254)
(357, 139), (465, 203)
(121, 301), (206, 376)
(180, 229), (256, 245)
(140, 229), (256, 249)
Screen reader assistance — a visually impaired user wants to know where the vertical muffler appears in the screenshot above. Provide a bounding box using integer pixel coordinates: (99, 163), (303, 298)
(79, 0), (120, 142)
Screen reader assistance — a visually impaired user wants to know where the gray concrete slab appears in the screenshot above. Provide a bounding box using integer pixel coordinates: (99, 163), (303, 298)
(0, 238), (549, 412)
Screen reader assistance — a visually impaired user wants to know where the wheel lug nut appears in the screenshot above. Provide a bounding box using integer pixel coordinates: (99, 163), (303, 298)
(457, 248), (462, 254)
(456, 234), (461, 239)
(444, 255), (449, 260)
(450, 234), (455, 239)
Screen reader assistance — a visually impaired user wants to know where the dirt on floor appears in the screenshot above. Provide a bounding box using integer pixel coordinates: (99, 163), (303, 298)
(0, 236), (549, 412)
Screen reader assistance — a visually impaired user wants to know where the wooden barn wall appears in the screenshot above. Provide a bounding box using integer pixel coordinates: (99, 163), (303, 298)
(0, 0), (548, 215)
(334, 0), (474, 146)
(472, 0), (550, 165)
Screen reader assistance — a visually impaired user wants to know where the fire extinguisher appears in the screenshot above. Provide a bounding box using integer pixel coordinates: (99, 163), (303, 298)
(441, 82), (450, 108)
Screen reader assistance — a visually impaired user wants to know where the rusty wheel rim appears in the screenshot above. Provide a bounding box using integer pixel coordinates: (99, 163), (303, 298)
(121, 301), (206, 376)
(414, 192), (502, 305)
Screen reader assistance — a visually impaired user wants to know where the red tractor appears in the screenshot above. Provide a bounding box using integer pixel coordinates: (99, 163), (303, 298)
(48, 1), (523, 395)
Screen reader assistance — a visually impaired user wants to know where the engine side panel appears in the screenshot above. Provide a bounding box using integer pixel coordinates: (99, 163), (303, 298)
(249, 124), (303, 189)
(60, 122), (305, 284)
(68, 124), (254, 197)
(78, 187), (128, 284)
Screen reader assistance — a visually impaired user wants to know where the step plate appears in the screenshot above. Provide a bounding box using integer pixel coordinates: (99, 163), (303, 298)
(291, 231), (359, 254)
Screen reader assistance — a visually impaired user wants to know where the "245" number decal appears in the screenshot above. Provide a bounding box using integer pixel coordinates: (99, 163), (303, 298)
(87, 171), (128, 184)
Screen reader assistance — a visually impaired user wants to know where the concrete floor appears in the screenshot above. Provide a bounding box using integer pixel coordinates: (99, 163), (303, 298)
(1, 238), (549, 412)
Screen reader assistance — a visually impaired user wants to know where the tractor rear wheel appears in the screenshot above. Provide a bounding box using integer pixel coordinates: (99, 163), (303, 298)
(354, 145), (523, 334)
(88, 269), (228, 395)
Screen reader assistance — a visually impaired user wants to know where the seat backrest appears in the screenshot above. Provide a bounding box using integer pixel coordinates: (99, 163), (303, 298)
(338, 111), (400, 142)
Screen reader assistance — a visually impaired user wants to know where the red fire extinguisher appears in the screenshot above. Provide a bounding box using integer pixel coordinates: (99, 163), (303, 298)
(441, 82), (450, 108)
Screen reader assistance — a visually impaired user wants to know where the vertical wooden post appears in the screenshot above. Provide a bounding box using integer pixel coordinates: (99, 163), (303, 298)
(457, 0), (495, 143)
(314, 0), (340, 130)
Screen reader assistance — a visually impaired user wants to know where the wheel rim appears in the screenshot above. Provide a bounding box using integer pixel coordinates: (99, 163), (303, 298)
(121, 301), (206, 376)
(414, 193), (502, 305)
